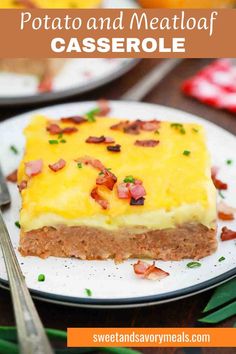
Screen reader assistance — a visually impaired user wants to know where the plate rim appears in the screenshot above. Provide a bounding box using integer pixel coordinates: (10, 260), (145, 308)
(0, 59), (139, 106)
(1, 100), (236, 308)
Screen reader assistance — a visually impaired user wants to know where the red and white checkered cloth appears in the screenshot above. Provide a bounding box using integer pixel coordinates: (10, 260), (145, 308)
(182, 59), (236, 113)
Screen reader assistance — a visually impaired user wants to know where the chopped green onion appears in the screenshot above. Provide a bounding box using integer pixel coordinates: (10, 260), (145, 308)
(219, 190), (225, 199)
(85, 288), (92, 297)
(86, 108), (100, 122)
(77, 163), (82, 169)
(38, 274), (45, 282)
(187, 261), (201, 268)
(183, 150), (191, 156)
(49, 140), (58, 145)
(192, 128), (199, 133)
(10, 145), (19, 155)
(57, 133), (63, 139)
(218, 256), (225, 262)
(170, 123), (186, 134)
(155, 130), (160, 135)
(14, 221), (21, 229)
(180, 128), (186, 134)
(124, 176), (135, 183)
(60, 139), (66, 144)
(226, 159), (233, 165)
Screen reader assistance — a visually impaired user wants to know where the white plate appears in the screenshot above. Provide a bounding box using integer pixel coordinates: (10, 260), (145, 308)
(0, 0), (138, 105)
(0, 101), (235, 308)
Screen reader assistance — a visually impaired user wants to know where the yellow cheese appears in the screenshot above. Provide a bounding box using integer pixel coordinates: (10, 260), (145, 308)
(18, 114), (216, 232)
(0, 0), (102, 8)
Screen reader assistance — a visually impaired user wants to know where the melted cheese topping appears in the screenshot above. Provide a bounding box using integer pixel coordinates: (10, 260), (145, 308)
(18, 115), (216, 232)
(1, 0), (102, 8)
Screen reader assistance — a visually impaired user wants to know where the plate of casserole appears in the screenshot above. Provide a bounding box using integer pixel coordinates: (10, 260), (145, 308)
(0, 1), (138, 105)
(0, 100), (235, 308)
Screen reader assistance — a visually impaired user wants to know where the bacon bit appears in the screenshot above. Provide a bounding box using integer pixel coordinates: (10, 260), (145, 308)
(49, 159), (66, 172)
(6, 169), (18, 183)
(25, 160), (43, 177)
(220, 227), (236, 241)
(61, 116), (87, 125)
(86, 136), (105, 144)
(140, 120), (160, 131)
(78, 156), (105, 171)
(91, 187), (109, 210)
(130, 197), (145, 206)
(217, 201), (236, 221)
(123, 121), (140, 135)
(107, 144), (121, 152)
(117, 183), (130, 199)
(96, 169), (117, 191)
(133, 260), (170, 281)
(47, 124), (62, 135)
(18, 180), (27, 192)
(97, 99), (111, 116)
(135, 140), (159, 147)
(129, 183), (146, 200)
(104, 137), (115, 144)
(62, 127), (78, 135)
(211, 167), (228, 190)
(38, 74), (53, 93)
(110, 120), (130, 131)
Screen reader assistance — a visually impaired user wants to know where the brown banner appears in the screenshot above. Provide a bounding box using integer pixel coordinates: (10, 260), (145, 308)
(0, 9), (235, 58)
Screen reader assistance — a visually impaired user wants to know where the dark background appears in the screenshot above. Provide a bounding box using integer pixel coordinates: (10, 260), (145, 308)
(0, 59), (235, 354)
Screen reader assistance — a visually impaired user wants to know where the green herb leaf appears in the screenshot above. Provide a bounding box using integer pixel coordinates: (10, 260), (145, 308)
(49, 140), (59, 145)
(58, 133), (63, 139)
(218, 256), (225, 262)
(14, 221), (20, 229)
(192, 128), (198, 133)
(187, 261), (201, 268)
(226, 159), (233, 165)
(183, 150), (191, 156)
(123, 176), (135, 183)
(60, 139), (67, 144)
(85, 288), (92, 297)
(203, 278), (236, 313)
(86, 108), (100, 122)
(170, 123), (186, 134)
(38, 274), (45, 282)
(199, 301), (236, 323)
(77, 163), (82, 169)
(10, 145), (19, 155)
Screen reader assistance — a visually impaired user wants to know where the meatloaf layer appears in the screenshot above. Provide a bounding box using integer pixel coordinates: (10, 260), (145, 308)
(19, 223), (217, 261)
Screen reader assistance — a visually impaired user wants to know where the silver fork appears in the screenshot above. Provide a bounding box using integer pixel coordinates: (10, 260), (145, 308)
(0, 165), (54, 354)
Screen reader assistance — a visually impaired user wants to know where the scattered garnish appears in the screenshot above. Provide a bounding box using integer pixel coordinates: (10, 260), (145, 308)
(77, 163), (82, 169)
(62, 127), (78, 135)
(187, 261), (201, 268)
(220, 226), (236, 241)
(86, 108), (100, 122)
(49, 140), (59, 145)
(218, 256), (225, 262)
(217, 202), (236, 221)
(38, 274), (45, 282)
(15, 221), (21, 229)
(170, 123), (186, 134)
(211, 167), (228, 190)
(192, 128), (199, 133)
(155, 130), (160, 134)
(85, 288), (92, 297)
(130, 197), (145, 206)
(6, 169), (18, 183)
(25, 160), (43, 177)
(10, 145), (19, 155)
(135, 139), (159, 147)
(86, 136), (114, 144)
(219, 190), (225, 199)
(183, 150), (191, 156)
(60, 139), (66, 144)
(110, 119), (160, 135)
(123, 176), (135, 183)
(218, 211), (234, 221)
(226, 159), (233, 165)
(61, 116), (87, 124)
(96, 169), (117, 191)
(91, 187), (109, 210)
(133, 260), (169, 281)
(47, 124), (62, 135)
(107, 144), (121, 152)
(49, 159), (66, 172)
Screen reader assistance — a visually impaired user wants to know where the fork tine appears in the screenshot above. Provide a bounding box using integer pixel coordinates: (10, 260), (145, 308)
(0, 165), (11, 206)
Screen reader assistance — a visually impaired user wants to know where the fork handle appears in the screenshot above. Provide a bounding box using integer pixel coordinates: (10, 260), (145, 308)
(0, 210), (54, 354)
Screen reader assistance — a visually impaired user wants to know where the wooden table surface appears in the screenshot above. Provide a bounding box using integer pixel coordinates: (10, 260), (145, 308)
(0, 59), (235, 354)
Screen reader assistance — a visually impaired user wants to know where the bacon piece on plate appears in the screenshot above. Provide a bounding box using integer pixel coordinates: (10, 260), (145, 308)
(86, 136), (105, 144)
(91, 187), (109, 210)
(96, 169), (117, 191)
(25, 160), (43, 177)
(107, 144), (121, 152)
(110, 120), (130, 131)
(123, 121), (140, 135)
(221, 226), (236, 241)
(78, 156), (105, 171)
(61, 116), (87, 125)
(117, 182), (130, 199)
(133, 260), (170, 281)
(18, 180), (28, 192)
(62, 127), (78, 135)
(211, 167), (228, 190)
(49, 159), (66, 172)
(217, 201), (236, 221)
(97, 99), (111, 116)
(129, 183), (146, 200)
(135, 139), (159, 147)
(47, 124), (62, 135)
(6, 169), (18, 183)
(140, 120), (160, 131)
